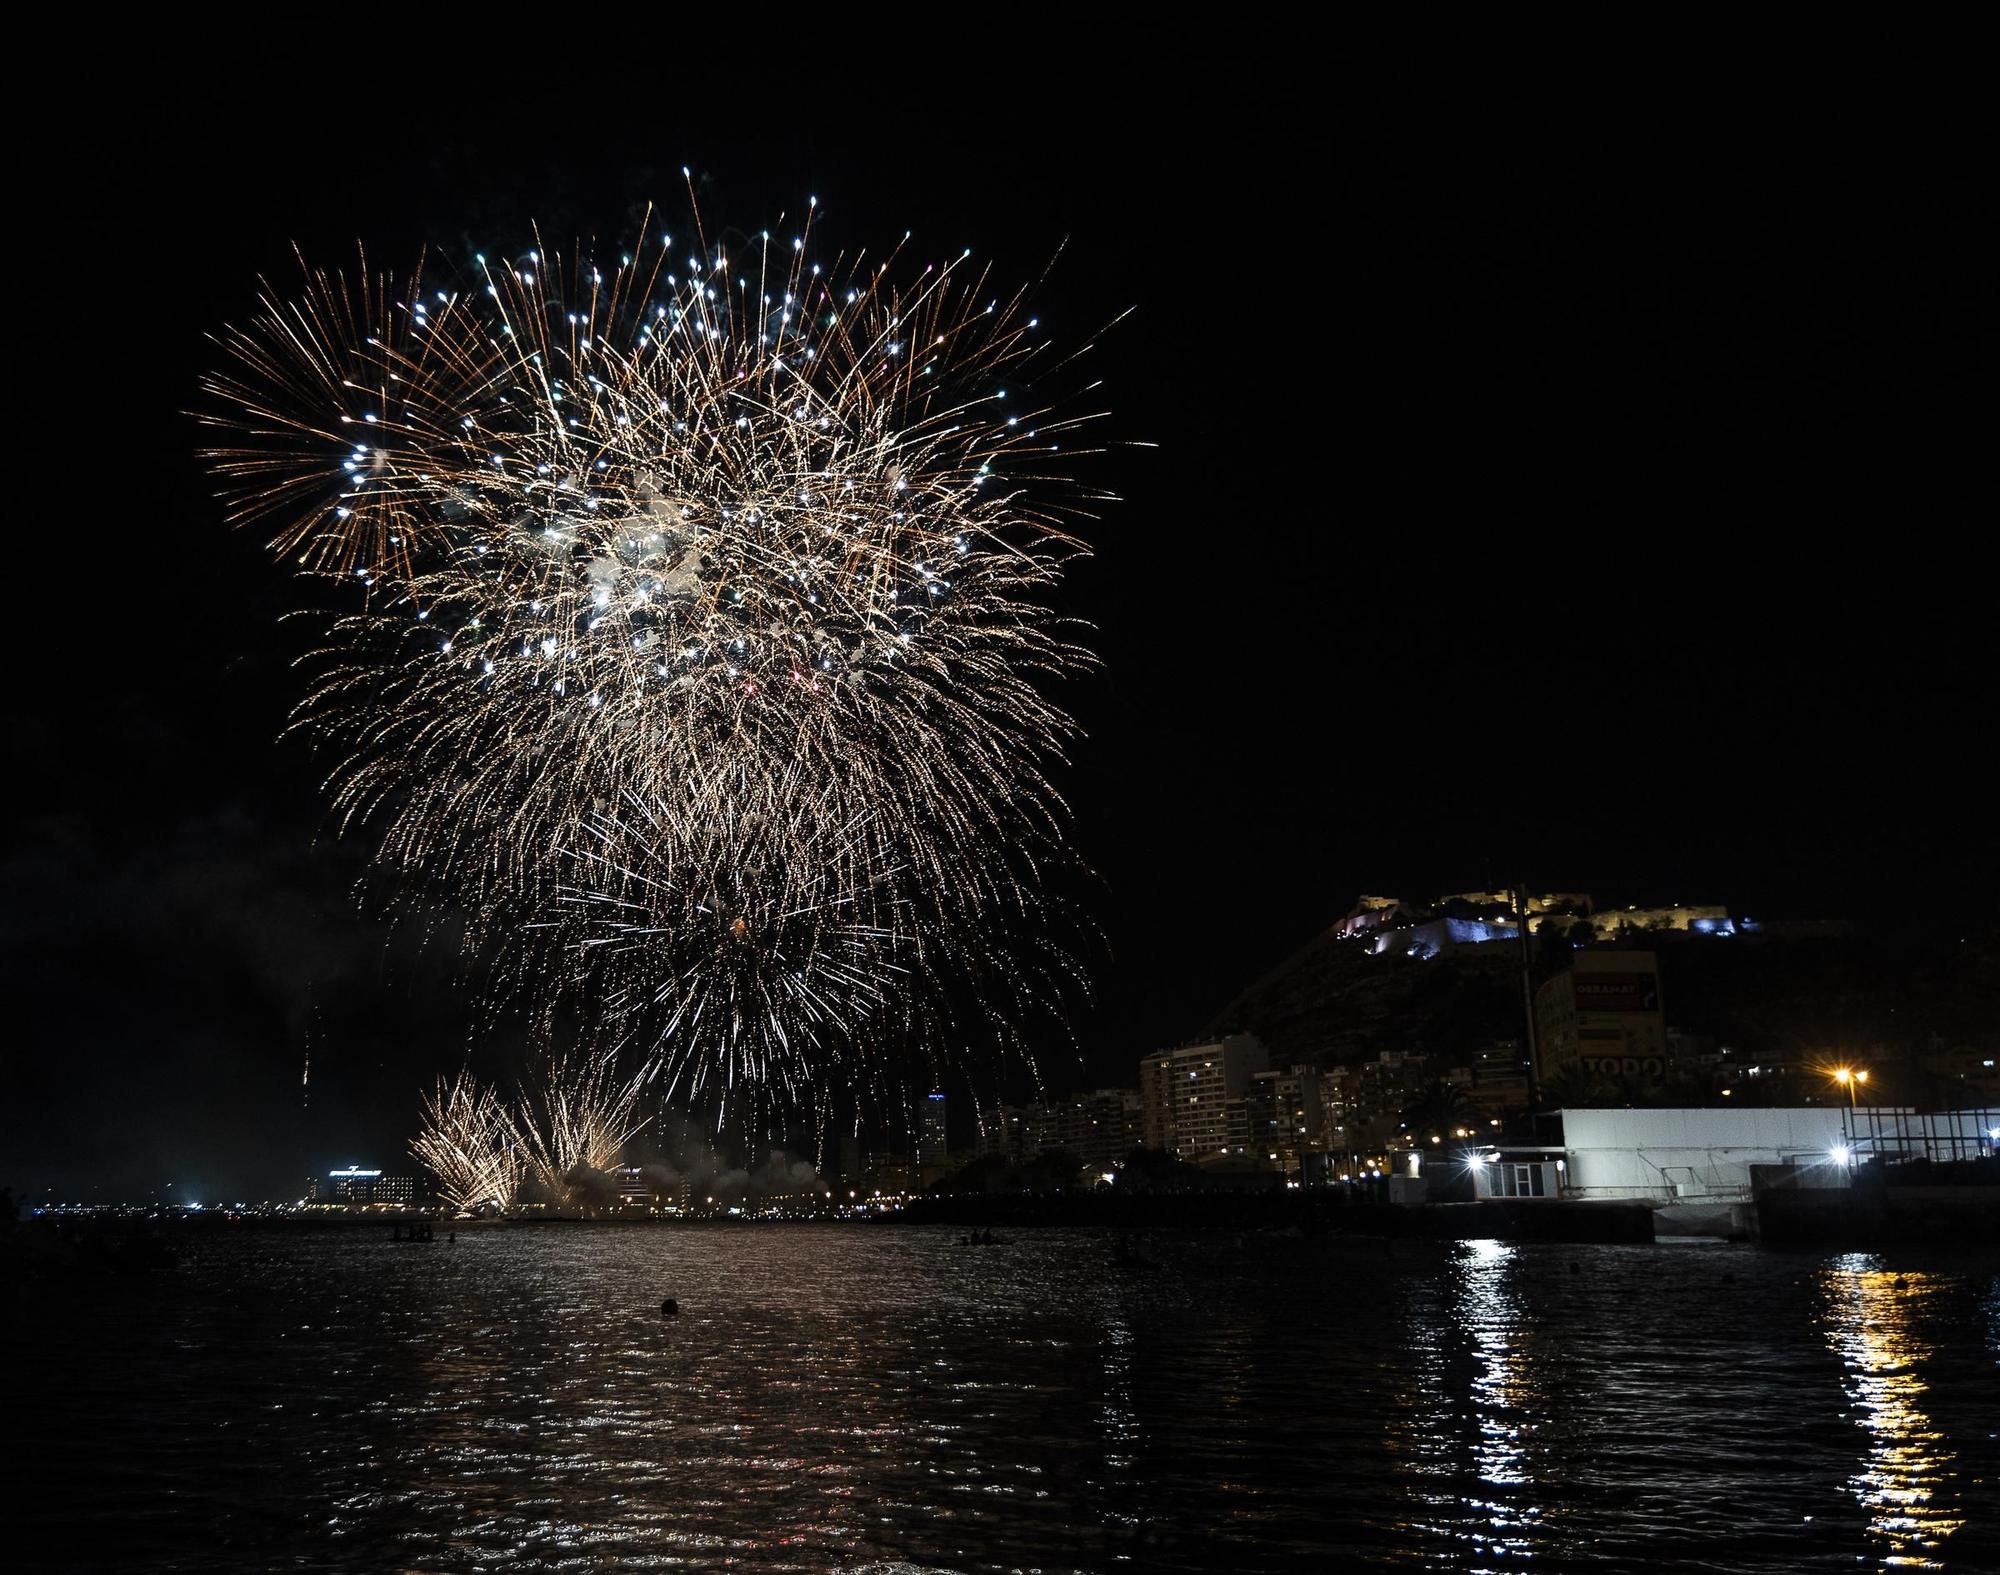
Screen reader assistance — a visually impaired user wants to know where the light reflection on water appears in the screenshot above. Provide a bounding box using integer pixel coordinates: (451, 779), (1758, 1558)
(4, 1227), (1996, 1572)
(1388, 1239), (1548, 1570)
(1820, 1256), (1968, 1569)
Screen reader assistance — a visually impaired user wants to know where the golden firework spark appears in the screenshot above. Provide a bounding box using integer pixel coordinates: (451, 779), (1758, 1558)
(410, 1071), (525, 1212)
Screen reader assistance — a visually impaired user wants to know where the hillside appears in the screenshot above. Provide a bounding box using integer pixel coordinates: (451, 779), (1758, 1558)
(1203, 928), (1519, 1065)
(1203, 922), (2000, 1075)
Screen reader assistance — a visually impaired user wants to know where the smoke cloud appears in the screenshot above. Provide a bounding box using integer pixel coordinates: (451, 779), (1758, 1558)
(634, 1112), (825, 1204)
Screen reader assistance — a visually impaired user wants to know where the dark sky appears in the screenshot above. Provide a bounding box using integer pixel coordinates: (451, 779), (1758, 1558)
(5, 35), (1992, 1198)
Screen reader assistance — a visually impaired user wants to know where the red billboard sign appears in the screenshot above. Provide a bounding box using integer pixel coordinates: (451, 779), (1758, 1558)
(1572, 973), (1660, 1014)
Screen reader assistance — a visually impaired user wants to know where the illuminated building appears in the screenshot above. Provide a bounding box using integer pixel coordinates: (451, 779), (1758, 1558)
(1138, 1034), (1269, 1161)
(1333, 890), (1592, 943)
(1467, 1147), (1568, 1199)
(611, 1166), (687, 1208)
(916, 1093), (949, 1178)
(319, 1167), (415, 1204)
(1317, 1051), (1434, 1164)
(974, 1089), (1142, 1174)
(1332, 891), (1752, 956)
(1243, 1066), (1325, 1172)
(1457, 1042), (1532, 1111)
(974, 1105), (1030, 1164)
(859, 1150), (916, 1194)
(1208, 1095), (1253, 1167)
(1331, 894), (1419, 938)
(1556, 1106), (1855, 1204)
(1038, 1088), (1144, 1171)
(1588, 904), (1737, 939)
(1920, 1042), (2000, 1103)
(1379, 915), (1520, 960)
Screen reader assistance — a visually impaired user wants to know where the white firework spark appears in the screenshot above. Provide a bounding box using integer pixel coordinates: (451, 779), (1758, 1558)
(203, 189), (1103, 1128)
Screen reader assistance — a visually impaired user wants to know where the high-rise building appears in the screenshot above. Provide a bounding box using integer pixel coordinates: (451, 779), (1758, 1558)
(1464, 1041), (1533, 1111)
(974, 1089), (1143, 1175)
(975, 1105), (1030, 1164)
(1243, 1066), (1325, 1169)
(916, 1093), (949, 1173)
(1316, 1052), (1435, 1165)
(1138, 1034), (1269, 1161)
(611, 1166), (653, 1205)
(1058, 1088), (1144, 1171)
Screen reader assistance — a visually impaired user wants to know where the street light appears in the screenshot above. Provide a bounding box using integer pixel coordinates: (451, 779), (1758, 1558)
(1831, 1067), (1869, 1110)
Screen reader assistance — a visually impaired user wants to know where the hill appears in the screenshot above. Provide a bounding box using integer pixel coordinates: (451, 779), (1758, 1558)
(1203, 920), (2000, 1078)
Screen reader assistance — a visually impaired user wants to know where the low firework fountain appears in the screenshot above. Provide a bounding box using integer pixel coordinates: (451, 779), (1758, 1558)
(513, 1050), (655, 1203)
(409, 1072), (524, 1212)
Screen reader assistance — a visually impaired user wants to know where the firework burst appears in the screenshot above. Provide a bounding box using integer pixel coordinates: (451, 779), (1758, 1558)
(204, 190), (1102, 1125)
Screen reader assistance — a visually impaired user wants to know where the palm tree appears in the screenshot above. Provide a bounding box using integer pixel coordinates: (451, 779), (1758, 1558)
(1398, 1078), (1480, 1143)
(1539, 1061), (1617, 1108)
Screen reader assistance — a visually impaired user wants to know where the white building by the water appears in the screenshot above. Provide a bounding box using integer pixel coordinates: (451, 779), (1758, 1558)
(1557, 1107), (1856, 1205)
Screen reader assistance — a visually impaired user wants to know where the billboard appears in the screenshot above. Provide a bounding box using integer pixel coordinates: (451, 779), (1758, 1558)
(1573, 972), (1660, 1015)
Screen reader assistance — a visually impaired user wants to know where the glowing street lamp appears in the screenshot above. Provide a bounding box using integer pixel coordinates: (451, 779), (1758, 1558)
(1831, 1066), (1869, 1110)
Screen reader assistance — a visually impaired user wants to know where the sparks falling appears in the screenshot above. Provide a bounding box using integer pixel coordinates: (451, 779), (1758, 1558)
(203, 189), (1102, 1131)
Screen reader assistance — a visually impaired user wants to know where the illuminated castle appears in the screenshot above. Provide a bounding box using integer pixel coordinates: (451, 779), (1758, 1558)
(1333, 892), (1748, 959)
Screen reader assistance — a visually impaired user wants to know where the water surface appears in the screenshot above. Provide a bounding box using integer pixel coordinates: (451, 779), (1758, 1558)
(7, 1226), (1996, 1571)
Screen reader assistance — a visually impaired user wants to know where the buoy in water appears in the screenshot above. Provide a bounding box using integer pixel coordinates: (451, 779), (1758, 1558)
(660, 1297), (679, 1318)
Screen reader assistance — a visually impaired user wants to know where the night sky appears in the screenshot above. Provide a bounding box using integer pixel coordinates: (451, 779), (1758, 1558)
(6, 37), (1991, 1200)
